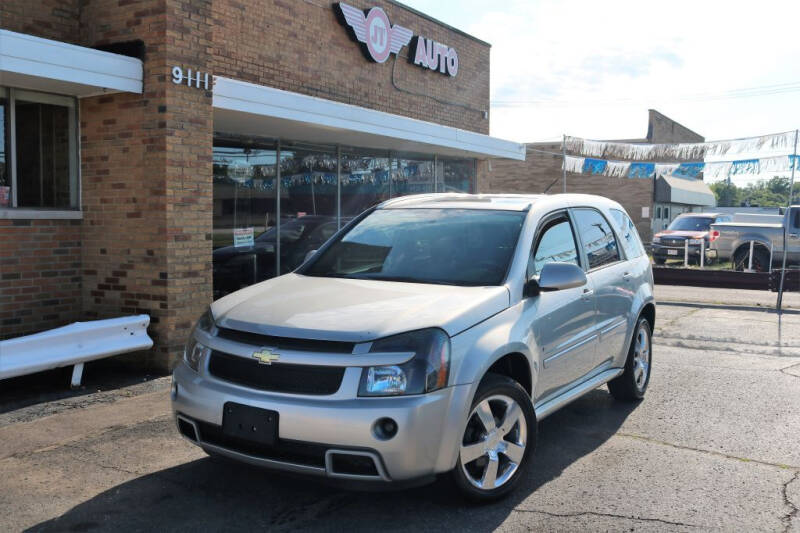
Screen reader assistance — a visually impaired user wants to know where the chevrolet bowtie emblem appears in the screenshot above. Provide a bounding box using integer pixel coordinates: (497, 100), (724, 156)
(252, 348), (280, 365)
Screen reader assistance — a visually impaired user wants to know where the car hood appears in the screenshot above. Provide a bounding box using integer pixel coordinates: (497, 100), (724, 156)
(211, 273), (510, 342)
(656, 230), (708, 239)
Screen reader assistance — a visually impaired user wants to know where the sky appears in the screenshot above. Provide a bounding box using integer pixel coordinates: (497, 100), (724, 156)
(401, 0), (800, 149)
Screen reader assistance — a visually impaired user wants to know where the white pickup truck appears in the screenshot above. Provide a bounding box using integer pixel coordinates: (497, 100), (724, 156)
(710, 206), (800, 271)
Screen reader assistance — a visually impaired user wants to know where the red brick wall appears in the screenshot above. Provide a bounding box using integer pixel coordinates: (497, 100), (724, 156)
(211, 0), (490, 134)
(0, 219), (82, 339)
(0, 0), (80, 43)
(483, 143), (656, 241)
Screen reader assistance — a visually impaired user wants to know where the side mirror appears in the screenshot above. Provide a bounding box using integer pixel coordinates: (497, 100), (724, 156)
(525, 262), (587, 297)
(304, 249), (318, 263)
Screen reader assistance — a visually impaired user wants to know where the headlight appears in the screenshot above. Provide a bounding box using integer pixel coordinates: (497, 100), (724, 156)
(652, 236), (661, 243)
(184, 309), (215, 372)
(358, 328), (450, 397)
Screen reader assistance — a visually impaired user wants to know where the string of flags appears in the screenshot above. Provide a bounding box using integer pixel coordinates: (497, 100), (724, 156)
(562, 129), (799, 179)
(564, 154), (800, 180)
(564, 130), (797, 161)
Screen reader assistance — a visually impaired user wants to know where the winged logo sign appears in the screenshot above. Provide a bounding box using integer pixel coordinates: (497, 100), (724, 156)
(336, 2), (414, 64)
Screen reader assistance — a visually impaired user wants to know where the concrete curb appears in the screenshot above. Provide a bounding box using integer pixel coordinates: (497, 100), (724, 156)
(658, 300), (800, 315)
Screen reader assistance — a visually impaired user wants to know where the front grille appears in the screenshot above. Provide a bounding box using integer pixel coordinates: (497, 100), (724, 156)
(208, 350), (345, 395)
(195, 420), (328, 467)
(216, 327), (355, 354)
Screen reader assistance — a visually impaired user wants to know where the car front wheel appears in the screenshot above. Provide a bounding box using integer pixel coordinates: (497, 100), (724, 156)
(608, 317), (652, 401)
(451, 373), (536, 502)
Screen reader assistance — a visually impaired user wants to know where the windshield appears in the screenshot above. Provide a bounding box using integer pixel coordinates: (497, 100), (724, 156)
(303, 208), (526, 286)
(667, 216), (712, 231)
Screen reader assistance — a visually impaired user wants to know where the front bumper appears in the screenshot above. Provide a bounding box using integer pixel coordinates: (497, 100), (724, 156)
(652, 243), (716, 259)
(171, 361), (472, 483)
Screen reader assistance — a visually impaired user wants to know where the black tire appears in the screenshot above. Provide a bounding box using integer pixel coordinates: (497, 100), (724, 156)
(653, 256), (666, 265)
(734, 247), (770, 272)
(608, 317), (652, 401)
(451, 373), (536, 502)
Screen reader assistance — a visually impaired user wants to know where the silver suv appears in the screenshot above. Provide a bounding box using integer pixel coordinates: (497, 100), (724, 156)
(172, 193), (655, 501)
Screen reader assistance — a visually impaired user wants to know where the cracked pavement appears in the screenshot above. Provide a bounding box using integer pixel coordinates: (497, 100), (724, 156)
(1, 303), (799, 532)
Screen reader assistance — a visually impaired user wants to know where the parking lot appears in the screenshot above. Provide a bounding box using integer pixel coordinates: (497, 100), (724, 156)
(2, 302), (799, 532)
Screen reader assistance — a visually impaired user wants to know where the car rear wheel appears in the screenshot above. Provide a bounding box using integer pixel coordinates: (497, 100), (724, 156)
(451, 373), (536, 502)
(734, 247), (769, 272)
(608, 317), (652, 401)
(653, 256), (666, 265)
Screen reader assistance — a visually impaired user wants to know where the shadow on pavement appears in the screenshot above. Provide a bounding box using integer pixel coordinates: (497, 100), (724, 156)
(28, 389), (639, 532)
(0, 357), (161, 416)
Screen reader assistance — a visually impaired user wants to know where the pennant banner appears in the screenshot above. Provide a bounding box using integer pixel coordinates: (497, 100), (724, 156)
(563, 154), (800, 180)
(565, 130), (797, 161)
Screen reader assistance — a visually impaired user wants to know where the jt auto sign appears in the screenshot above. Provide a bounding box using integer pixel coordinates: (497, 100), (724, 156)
(336, 2), (459, 77)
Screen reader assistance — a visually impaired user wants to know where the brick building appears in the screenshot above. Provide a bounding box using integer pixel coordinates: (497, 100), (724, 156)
(0, 0), (524, 368)
(482, 110), (706, 241)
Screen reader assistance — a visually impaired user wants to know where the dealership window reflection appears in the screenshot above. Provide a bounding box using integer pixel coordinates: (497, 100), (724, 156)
(212, 143), (278, 297)
(212, 137), (478, 297)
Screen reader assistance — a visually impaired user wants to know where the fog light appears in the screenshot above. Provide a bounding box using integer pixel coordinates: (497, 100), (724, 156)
(373, 417), (398, 440)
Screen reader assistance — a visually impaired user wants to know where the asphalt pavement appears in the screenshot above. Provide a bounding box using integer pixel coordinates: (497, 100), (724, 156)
(1, 303), (799, 532)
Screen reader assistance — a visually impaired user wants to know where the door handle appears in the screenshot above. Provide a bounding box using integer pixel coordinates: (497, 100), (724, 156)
(582, 288), (594, 300)
(622, 272), (633, 281)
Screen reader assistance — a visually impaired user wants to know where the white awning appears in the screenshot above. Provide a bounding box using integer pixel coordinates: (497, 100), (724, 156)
(213, 76), (525, 160)
(0, 30), (142, 96)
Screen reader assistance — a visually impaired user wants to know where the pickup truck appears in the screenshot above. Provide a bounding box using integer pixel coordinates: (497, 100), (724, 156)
(710, 205), (800, 271)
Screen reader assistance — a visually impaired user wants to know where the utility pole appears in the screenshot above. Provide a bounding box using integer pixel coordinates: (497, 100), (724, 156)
(777, 128), (799, 313)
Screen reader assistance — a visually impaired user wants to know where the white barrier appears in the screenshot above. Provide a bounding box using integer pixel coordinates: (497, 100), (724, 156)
(0, 315), (152, 388)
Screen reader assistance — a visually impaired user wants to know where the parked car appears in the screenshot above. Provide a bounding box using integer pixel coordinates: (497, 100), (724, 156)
(173, 193), (655, 501)
(213, 215), (345, 298)
(651, 212), (733, 265)
(710, 205), (800, 272)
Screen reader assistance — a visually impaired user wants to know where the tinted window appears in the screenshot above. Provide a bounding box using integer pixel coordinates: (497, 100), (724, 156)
(611, 208), (644, 258)
(792, 209), (800, 230)
(528, 218), (579, 278)
(305, 209), (526, 286)
(668, 216), (713, 231)
(573, 208), (621, 269)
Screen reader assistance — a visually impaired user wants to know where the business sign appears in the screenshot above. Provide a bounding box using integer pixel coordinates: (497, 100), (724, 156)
(233, 227), (255, 248)
(335, 2), (459, 77)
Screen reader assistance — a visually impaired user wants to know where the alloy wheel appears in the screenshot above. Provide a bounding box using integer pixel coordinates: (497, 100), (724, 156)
(632, 324), (650, 391)
(459, 394), (527, 491)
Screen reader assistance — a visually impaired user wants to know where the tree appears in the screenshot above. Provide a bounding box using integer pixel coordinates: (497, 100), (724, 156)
(710, 177), (800, 207)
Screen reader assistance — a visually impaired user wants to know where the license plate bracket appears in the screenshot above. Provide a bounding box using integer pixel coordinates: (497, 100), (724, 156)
(222, 402), (278, 445)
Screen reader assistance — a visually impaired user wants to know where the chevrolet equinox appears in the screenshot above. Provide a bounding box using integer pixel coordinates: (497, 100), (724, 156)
(172, 193), (655, 501)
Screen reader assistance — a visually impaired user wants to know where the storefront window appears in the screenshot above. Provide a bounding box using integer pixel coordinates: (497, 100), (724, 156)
(212, 142), (278, 298)
(340, 148), (389, 217)
(211, 136), (478, 297)
(0, 88), (78, 210)
(442, 158), (476, 193)
(0, 89), (8, 207)
(393, 154), (434, 196)
(278, 144), (338, 274)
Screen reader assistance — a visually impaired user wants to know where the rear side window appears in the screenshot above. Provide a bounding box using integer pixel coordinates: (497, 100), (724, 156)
(793, 209), (800, 229)
(611, 208), (645, 258)
(573, 208), (621, 269)
(528, 217), (580, 278)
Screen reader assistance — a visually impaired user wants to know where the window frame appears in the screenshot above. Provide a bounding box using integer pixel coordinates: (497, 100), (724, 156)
(570, 206), (626, 273)
(527, 209), (582, 279)
(610, 207), (644, 259)
(0, 87), (80, 217)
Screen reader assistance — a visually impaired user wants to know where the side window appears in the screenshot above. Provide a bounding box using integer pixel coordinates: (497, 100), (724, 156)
(573, 208), (621, 269)
(528, 217), (580, 278)
(611, 208), (644, 258)
(792, 209), (800, 230)
(656, 206), (662, 219)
